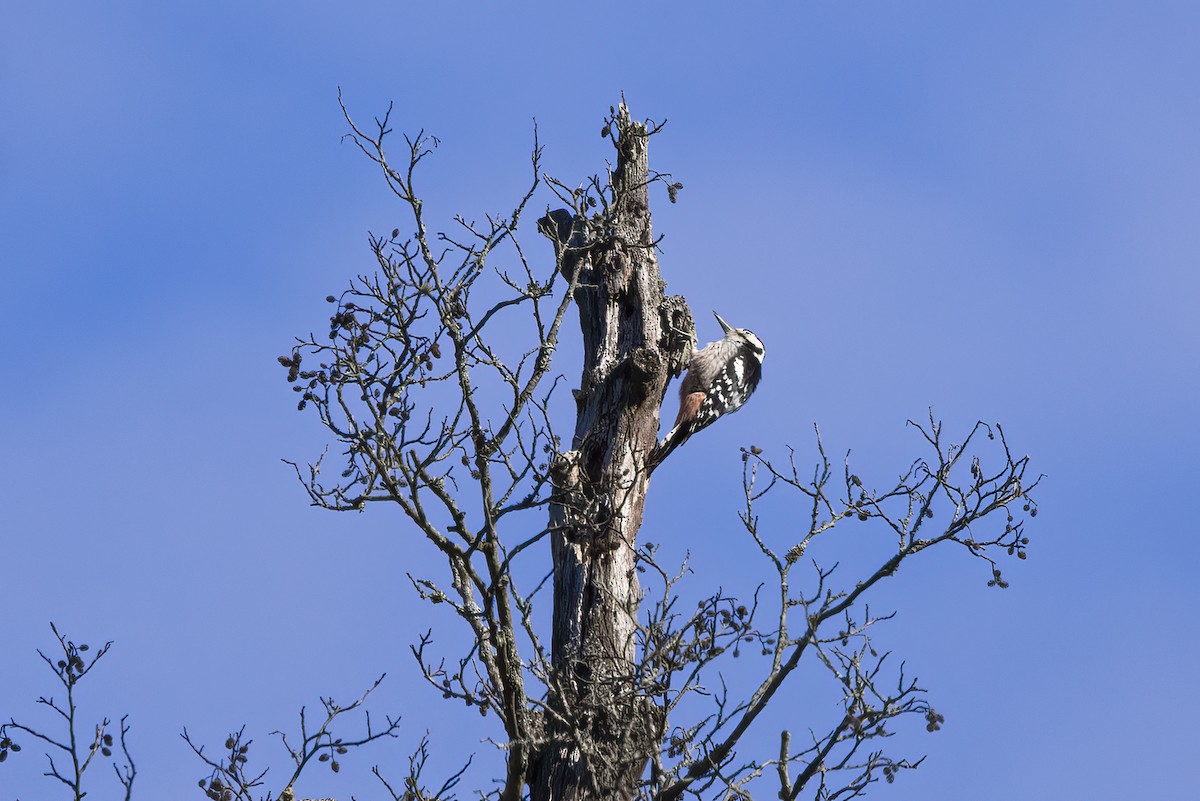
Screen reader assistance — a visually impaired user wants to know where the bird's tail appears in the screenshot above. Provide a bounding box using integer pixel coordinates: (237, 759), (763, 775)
(648, 390), (705, 474)
(647, 425), (685, 474)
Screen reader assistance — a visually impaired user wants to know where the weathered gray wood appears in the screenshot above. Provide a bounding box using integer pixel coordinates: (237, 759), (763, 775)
(532, 105), (689, 801)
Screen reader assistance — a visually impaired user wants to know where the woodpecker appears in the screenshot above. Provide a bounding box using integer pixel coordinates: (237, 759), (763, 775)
(650, 312), (765, 469)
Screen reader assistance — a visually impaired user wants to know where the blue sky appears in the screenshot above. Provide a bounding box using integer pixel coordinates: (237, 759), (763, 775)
(3, 2), (1197, 799)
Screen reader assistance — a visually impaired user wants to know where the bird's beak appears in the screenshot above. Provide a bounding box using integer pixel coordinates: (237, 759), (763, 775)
(713, 311), (733, 335)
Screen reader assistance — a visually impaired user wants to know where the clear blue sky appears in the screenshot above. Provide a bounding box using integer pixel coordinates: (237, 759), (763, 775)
(3, 2), (1197, 799)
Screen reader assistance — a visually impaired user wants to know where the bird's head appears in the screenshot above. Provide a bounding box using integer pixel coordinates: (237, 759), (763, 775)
(714, 311), (765, 361)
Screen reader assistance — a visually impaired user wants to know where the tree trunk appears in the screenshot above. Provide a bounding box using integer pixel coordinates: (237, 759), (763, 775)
(532, 105), (690, 800)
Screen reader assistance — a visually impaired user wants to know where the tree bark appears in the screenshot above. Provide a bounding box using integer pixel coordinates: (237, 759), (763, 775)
(532, 105), (689, 800)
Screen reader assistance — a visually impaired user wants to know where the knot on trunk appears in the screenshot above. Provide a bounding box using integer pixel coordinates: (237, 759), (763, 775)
(539, 208), (593, 283)
(549, 449), (583, 491)
(659, 295), (696, 379)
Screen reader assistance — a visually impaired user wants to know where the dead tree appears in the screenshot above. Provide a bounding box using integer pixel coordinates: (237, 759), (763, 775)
(270, 98), (1039, 801)
(528, 106), (694, 801)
